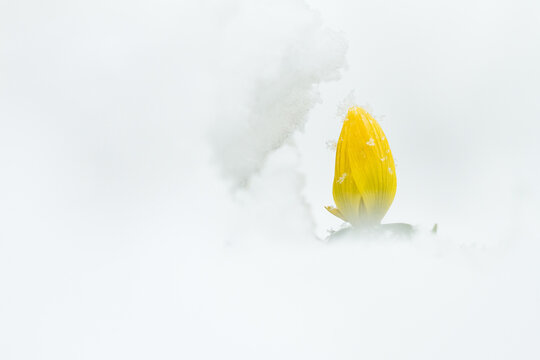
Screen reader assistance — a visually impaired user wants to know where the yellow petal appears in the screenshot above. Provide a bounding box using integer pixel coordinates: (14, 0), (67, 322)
(328, 106), (396, 227)
(324, 206), (347, 221)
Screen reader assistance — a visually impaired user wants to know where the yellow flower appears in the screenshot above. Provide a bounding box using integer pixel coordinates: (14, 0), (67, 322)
(326, 106), (396, 227)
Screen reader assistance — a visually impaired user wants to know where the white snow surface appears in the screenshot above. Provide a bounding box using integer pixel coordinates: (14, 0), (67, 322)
(1, 0), (540, 359)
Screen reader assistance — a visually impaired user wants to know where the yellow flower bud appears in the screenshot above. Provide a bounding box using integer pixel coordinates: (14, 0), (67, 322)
(326, 107), (397, 227)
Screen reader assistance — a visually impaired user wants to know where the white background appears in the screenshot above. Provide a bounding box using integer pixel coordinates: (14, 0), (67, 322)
(1, 0), (539, 359)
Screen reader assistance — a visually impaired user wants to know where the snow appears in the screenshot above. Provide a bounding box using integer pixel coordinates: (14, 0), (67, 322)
(1, 0), (540, 359)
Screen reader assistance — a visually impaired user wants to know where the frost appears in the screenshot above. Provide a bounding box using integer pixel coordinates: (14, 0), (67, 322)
(366, 138), (375, 146)
(336, 90), (357, 120)
(210, 1), (347, 187)
(325, 139), (337, 150)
